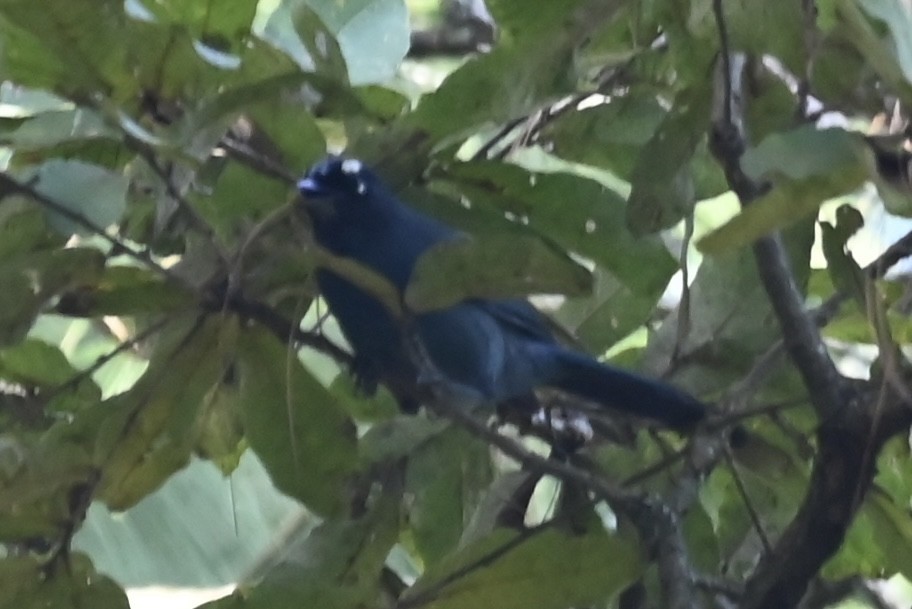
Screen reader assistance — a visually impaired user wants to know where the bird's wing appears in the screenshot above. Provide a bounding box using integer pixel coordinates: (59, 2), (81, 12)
(473, 299), (556, 343)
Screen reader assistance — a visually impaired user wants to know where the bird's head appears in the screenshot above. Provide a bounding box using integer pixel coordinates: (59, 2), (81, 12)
(298, 156), (373, 199)
(298, 155), (397, 241)
(298, 156), (412, 252)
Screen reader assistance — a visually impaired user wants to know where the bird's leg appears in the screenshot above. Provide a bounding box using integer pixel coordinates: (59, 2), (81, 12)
(349, 355), (381, 396)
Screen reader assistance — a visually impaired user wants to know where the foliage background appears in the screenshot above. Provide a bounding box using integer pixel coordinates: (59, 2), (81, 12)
(1, 1), (912, 608)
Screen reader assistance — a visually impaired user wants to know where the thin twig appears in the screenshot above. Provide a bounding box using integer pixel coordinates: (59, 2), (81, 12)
(0, 172), (182, 285)
(396, 523), (554, 609)
(621, 446), (688, 488)
(42, 317), (172, 402)
(723, 444), (772, 554)
(216, 293), (353, 367)
(712, 0), (733, 127)
(219, 136), (298, 184)
(671, 213), (695, 364)
(129, 139), (230, 263)
(471, 116), (526, 161)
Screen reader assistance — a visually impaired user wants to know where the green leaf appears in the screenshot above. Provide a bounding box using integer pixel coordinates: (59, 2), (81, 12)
(683, 503), (721, 572)
(404, 526), (643, 609)
(857, 0), (912, 85)
(626, 91), (708, 234)
(189, 71), (362, 134)
(0, 200), (56, 261)
(236, 326), (357, 517)
(193, 161), (290, 242)
(123, 18), (235, 101)
(207, 497), (398, 609)
(0, 109), (114, 149)
(0, 247), (104, 346)
(308, 0), (408, 85)
(0, 339), (98, 395)
(405, 233), (592, 312)
(699, 467), (753, 568)
(358, 415), (448, 465)
(132, 0), (258, 51)
(55, 265), (193, 317)
(866, 490), (912, 578)
(0, 17), (69, 91)
(26, 248), (107, 297)
(833, 0), (912, 101)
(0, 271), (40, 345)
(353, 85), (410, 121)
(329, 371), (400, 422)
(460, 471), (536, 545)
(741, 126), (864, 181)
(486, 0), (585, 38)
(406, 427), (492, 566)
(698, 132), (866, 256)
(195, 382), (245, 475)
(543, 94), (666, 178)
(725, 0), (807, 72)
(411, 42), (572, 140)
(24, 160), (128, 236)
(73, 453), (303, 586)
(287, 1), (349, 79)
(0, 432), (95, 540)
(409, 0), (619, 141)
(445, 162), (677, 296)
(556, 269), (658, 353)
(0, 0), (129, 97)
(245, 101), (326, 175)
(0, 554), (129, 609)
(644, 219), (815, 398)
(261, 0), (408, 86)
(698, 175), (864, 255)
(827, 483), (912, 579)
(96, 315), (232, 510)
(820, 204), (866, 308)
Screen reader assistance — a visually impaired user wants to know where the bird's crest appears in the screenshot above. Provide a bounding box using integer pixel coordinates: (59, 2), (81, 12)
(299, 156), (370, 197)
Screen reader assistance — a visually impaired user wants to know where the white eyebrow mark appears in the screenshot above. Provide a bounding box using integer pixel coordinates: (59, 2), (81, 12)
(341, 158), (363, 174)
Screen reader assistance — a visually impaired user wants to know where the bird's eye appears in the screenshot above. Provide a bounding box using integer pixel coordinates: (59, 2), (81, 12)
(335, 160), (367, 195)
(299, 156), (370, 199)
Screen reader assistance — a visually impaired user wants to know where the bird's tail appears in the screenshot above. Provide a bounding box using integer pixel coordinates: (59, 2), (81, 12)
(547, 349), (706, 428)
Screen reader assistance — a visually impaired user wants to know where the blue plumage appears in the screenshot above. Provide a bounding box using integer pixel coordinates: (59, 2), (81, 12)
(298, 156), (705, 428)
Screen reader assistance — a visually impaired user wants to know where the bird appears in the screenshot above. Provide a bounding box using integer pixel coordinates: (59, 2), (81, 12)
(297, 156), (706, 429)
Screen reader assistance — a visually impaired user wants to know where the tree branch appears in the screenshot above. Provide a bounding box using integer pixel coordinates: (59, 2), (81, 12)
(419, 372), (704, 609)
(707, 4), (912, 607)
(408, 0), (495, 59)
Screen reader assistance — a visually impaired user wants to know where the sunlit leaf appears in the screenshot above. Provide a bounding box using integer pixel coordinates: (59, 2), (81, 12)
(23, 160), (128, 235)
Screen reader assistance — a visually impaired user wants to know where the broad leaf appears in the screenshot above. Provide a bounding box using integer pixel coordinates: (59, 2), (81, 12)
(236, 326), (357, 517)
(403, 525), (643, 609)
(406, 232), (593, 312)
(0, 554), (128, 609)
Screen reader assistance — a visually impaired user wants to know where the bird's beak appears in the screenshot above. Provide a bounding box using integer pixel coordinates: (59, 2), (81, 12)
(297, 178), (336, 221)
(297, 177), (325, 197)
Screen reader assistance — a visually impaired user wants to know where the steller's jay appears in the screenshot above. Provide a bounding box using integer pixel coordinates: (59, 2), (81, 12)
(298, 156), (706, 428)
